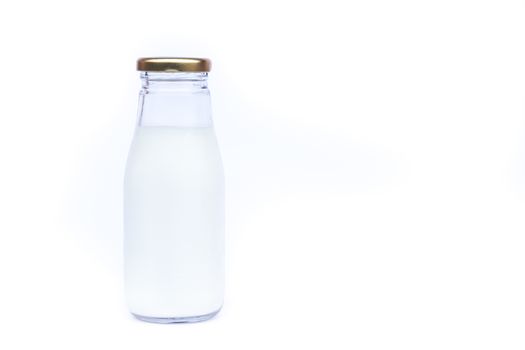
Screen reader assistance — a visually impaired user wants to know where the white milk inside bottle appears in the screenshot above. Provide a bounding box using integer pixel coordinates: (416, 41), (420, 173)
(124, 58), (224, 323)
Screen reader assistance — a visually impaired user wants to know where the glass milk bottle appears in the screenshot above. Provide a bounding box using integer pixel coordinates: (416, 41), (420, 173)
(124, 58), (224, 323)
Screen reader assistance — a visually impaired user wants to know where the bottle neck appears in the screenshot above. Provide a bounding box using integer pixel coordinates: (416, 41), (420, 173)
(137, 72), (212, 127)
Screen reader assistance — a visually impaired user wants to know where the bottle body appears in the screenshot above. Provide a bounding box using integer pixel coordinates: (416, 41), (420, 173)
(124, 71), (224, 322)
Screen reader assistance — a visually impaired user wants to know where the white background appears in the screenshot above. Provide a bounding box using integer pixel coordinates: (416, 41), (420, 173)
(0, 0), (524, 348)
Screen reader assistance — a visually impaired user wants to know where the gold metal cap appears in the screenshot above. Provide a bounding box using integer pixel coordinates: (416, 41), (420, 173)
(137, 57), (211, 72)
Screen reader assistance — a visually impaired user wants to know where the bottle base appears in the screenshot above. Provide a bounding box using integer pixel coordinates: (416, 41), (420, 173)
(132, 308), (221, 324)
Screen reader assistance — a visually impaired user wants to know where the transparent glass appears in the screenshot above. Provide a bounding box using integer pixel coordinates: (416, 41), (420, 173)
(124, 71), (224, 323)
(137, 72), (212, 127)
